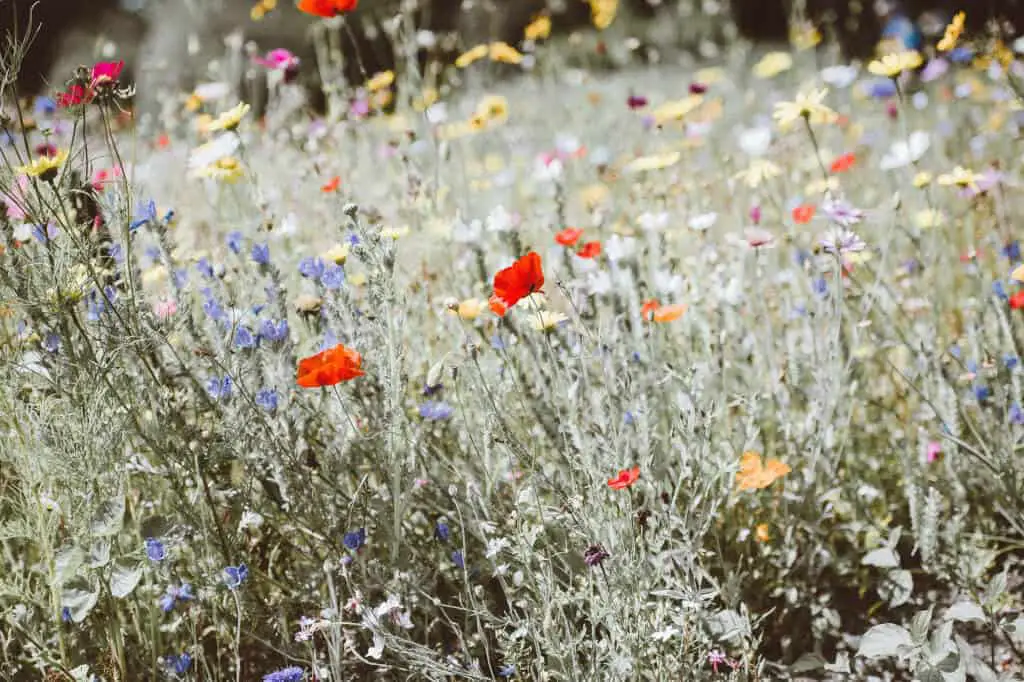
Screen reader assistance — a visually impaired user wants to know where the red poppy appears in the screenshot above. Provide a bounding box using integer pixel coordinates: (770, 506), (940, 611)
(1011, 291), (1024, 310)
(297, 0), (358, 17)
(555, 227), (583, 246)
(321, 176), (341, 192)
(576, 241), (602, 259)
(491, 251), (544, 317)
(607, 466), (640, 490)
(792, 204), (816, 224)
(830, 152), (856, 173)
(296, 343), (364, 388)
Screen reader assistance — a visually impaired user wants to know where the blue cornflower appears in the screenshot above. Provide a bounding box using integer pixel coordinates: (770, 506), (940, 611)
(813, 278), (828, 296)
(207, 376), (233, 401)
(145, 537), (166, 562)
(234, 326), (257, 349)
(498, 664), (516, 677)
(973, 384), (991, 402)
(345, 232), (360, 246)
(255, 388), (279, 412)
(251, 243), (270, 265)
(130, 199), (157, 232)
(1011, 402), (1024, 425)
(423, 382), (443, 396)
(624, 411), (636, 425)
(452, 550), (464, 569)
(172, 268), (188, 288)
(262, 666), (305, 682)
(223, 563), (249, 590)
(166, 652), (192, 675)
(865, 78), (898, 99)
(1003, 241), (1021, 262)
(950, 345), (962, 359)
(159, 583), (194, 612)
(107, 243), (124, 264)
(490, 334), (507, 351)
(419, 401), (454, 421)
(196, 258), (215, 279)
(994, 281), (1009, 301)
(144, 246), (162, 263)
(948, 46), (974, 64)
(61, 607), (72, 623)
(226, 231), (244, 254)
(42, 332), (60, 353)
(32, 223), (58, 243)
(1005, 354), (1019, 370)
(34, 96), (57, 117)
(435, 521), (450, 543)
(343, 528), (366, 551)
(630, 351), (642, 363)
(321, 265), (345, 290)
(259, 319), (289, 343)
(202, 295), (226, 323)
(299, 257), (326, 279)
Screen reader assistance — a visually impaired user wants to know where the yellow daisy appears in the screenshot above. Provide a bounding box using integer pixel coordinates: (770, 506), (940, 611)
(488, 42), (524, 65)
(366, 70), (395, 92)
(455, 44), (488, 68)
(524, 14), (551, 41)
(323, 243), (350, 264)
(16, 149), (68, 181)
(868, 51), (923, 78)
(589, 0), (617, 30)
(937, 166), (981, 190)
(208, 102), (251, 132)
(753, 51), (793, 79)
(531, 310), (569, 331)
(937, 12), (965, 52)
(734, 159), (782, 188)
(773, 88), (838, 129)
(195, 156), (244, 183)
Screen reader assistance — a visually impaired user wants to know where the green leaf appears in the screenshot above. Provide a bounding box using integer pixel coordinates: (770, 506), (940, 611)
(89, 496), (125, 537)
(87, 540), (111, 569)
(61, 578), (98, 623)
(109, 559), (143, 599)
(944, 601), (985, 624)
(856, 624), (913, 660)
(53, 545), (84, 586)
(879, 569), (913, 607)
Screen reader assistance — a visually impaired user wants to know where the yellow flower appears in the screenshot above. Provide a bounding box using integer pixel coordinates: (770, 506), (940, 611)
(380, 225), (410, 240)
(789, 20), (821, 51)
(455, 44), (488, 68)
(868, 50), (923, 78)
(695, 67), (726, 84)
(208, 102), (251, 132)
(753, 51), (793, 79)
(589, 0), (617, 30)
(915, 209), (946, 229)
(913, 171), (933, 188)
(16, 149), (68, 181)
(475, 94), (509, 123)
(1011, 263), (1024, 283)
(524, 14), (551, 41)
(413, 87), (439, 112)
(323, 243), (350, 264)
(489, 42), (524, 64)
(348, 272), (367, 287)
(734, 159), (782, 188)
(623, 151), (680, 174)
(938, 166), (980, 190)
(755, 523), (771, 543)
(366, 70), (395, 92)
(579, 183), (610, 210)
(531, 310), (569, 331)
(650, 95), (703, 125)
(449, 298), (485, 320)
(185, 93), (203, 112)
(195, 156), (244, 183)
(937, 11), (965, 52)
(773, 88), (838, 129)
(806, 176), (840, 194)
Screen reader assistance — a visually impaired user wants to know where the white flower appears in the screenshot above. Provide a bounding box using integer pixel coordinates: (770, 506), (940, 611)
(238, 511), (264, 531)
(425, 103), (448, 124)
(820, 64), (859, 88)
(486, 205), (514, 232)
(653, 269), (684, 294)
(534, 158), (563, 182)
(879, 130), (930, 170)
(485, 537), (510, 558)
(374, 594), (403, 617)
(587, 270), (613, 295)
(367, 632), (385, 659)
(688, 212), (718, 231)
(738, 126), (772, 157)
(452, 217), (482, 243)
(637, 211), (670, 232)
(188, 133), (239, 170)
(605, 235), (637, 262)
(651, 625), (680, 642)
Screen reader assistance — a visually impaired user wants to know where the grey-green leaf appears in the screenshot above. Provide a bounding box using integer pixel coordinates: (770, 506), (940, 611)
(61, 578), (99, 623)
(54, 545), (84, 586)
(944, 601), (985, 624)
(89, 496), (125, 537)
(110, 559), (143, 599)
(862, 547), (900, 568)
(88, 540), (111, 569)
(856, 623), (913, 660)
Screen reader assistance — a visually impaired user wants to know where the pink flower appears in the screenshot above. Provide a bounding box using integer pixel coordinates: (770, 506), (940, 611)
(743, 226), (774, 249)
(91, 167), (122, 191)
(153, 298), (178, 320)
(926, 441), (942, 463)
(254, 48), (299, 71)
(57, 83), (92, 108)
(91, 60), (124, 86)
(3, 176), (29, 220)
(749, 205), (762, 225)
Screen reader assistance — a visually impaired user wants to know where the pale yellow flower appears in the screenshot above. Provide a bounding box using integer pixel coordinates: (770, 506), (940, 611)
(366, 70), (395, 92)
(912, 171), (933, 188)
(753, 51), (793, 79)
(789, 21), (821, 51)
(938, 166), (980, 190)
(806, 176), (840, 195)
(1011, 263), (1024, 282)
(475, 94), (509, 124)
(915, 209), (946, 229)
(380, 225), (410, 240)
(195, 156), (244, 183)
(773, 88), (838, 129)
(623, 151), (680, 174)
(531, 310), (569, 331)
(349, 272), (367, 287)
(455, 44), (488, 68)
(937, 12), (965, 52)
(16, 149), (68, 180)
(323, 243), (350, 264)
(449, 298), (485, 320)
(734, 159), (782, 188)
(868, 51), (923, 78)
(413, 88), (439, 112)
(589, 0), (617, 30)
(524, 14), (551, 41)
(208, 102), (251, 132)
(488, 42), (523, 64)
(650, 95), (703, 125)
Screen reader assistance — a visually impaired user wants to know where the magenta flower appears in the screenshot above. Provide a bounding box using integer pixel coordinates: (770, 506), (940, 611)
(91, 60), (124, 86)
(926, 441), (942, 463)
(254, 48), (300, 71)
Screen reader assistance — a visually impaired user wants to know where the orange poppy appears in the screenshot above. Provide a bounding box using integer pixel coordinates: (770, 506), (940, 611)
(607, 466), (640, 490)
(297, 0), (357, 17)
(735, 451), (790, 491)
(830, 152), (856, 173)
(652, 303), (686, 322)
(576, 241), (602, 259)
(321, 176), (341, 192)
(491, 251), (544, 317)
(555, 227), (583, 246)
(296, 343), (364, 388)
(792, 204), (816, 224)
(640, 298), (660, 320)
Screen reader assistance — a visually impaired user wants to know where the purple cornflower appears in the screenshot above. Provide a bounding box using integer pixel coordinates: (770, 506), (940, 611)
(321, 265), (345, 290)
(451, 550), (465, 569)
(223, 563), (249, 589)
(262, 666), (305, 682)
(226, 230), (244, 254)
(435, 521), (450, 543)
(165, 652), (192, 675)
(259, 319), (289, 343)
(251, 243), (270, 265)
(583, 544), (609, 567)
(32, 223), (59, 242)
(255, 388), (279, 412)
(196, 257), (215, 279)
(145, 537), (166, 562)
(343, 528), (366, 551)
(42, 332), (60, 353)
(819, 228), (866, 256)
(1010, 402), (1024, 425)
(61, 607), (72, 623)
(206, 376), (233, 401)
(234, 326), (257, 349)
(299, 257), (326, 279)
(130, 199), (157, 231)
(820, 198), (864, 227)
(159, 583), (193, 612)
(419, 401), (454, 421)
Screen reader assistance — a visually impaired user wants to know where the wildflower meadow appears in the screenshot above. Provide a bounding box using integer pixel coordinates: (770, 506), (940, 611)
(1, 1), (1024, 679)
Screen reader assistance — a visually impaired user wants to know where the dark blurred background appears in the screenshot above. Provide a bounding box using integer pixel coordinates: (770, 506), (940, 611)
(2, 0), (1022, 102)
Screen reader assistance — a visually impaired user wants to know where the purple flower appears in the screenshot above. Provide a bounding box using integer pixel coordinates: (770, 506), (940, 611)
(452, 550), (465, 568)
(223, 563), (249, 589)
(419, 401), (454, 421)
(263, 667), (305, 682)
(42, 332), (60, 353)
(207, 375), (233, 401)
(259, 318), (289, 343)
(1010, 402), (1024, 425)
(819, 228), (866, 256)
(61, 607), (72, 623)
(343, 528), (366, 551)
(820, 198), (864, 227)
(130, 199), (157, 231)
(583, 544), (609, 567)
(226, 230), (244, 254)
(321, 265), (345, 290)
(920, 58), (949, 82)
(251, 243), (270, 265)
(145, 537), (166, 562)
(32, 223), (59, 243)
(234, 326), (257, 349)
(166, 652), (192, 675)
(196, 258), (215, 279)
(435, 521), (450, 543)
(255, 388), (279, 412)
(159, 583), (193, 612)
(299, 257), (326, 279)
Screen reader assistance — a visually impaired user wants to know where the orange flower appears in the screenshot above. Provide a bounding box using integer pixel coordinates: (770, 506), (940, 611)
(830, 152), (856, 173)
(640, 298), (660, 320)
(296, 343), (364, 388)
(297, 0), (357, 17)
(156, 133), (170, 149)
(755, 523), (770, 543)
(321, 176), (341, 192)
(735, 451), (790, 491)
(555, 227), (583, 246)
(491, 251), (544, 317)
(576, 241), (602, 259)
(607, 466), (640, 489)
(652, 303), (686, 322)
(792, 204), (816, 224)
